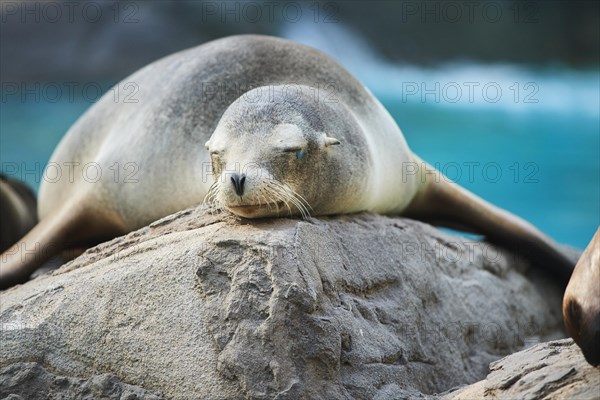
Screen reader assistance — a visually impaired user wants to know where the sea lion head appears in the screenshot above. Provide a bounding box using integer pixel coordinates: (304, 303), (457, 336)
(204, 84), (369, 218)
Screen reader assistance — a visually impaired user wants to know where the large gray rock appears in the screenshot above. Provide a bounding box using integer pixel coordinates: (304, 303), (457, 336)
(0, 208), (565, 399)
(444, 339), (600, 399)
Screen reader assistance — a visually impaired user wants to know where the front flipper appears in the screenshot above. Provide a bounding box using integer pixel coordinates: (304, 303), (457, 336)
(0, 199), (127, 290)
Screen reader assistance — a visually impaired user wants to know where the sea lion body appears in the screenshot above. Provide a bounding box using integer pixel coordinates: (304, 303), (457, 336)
(40, 35), (414, 230)
(0, 175), (37, 253)
(0, 35), (575, 288)
(563, 228), (600, 366)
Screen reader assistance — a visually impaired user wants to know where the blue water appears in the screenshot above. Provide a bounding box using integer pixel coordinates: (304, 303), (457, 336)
(1, 100), (90, 183)
(386, 101), (599, 249)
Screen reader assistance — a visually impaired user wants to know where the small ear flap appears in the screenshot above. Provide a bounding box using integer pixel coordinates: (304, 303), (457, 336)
(324, 136), (341, 147)
(204, 140), (210, 149)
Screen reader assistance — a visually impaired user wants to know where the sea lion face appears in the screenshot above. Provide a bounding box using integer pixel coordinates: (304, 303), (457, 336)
(205, 91), (346, 219)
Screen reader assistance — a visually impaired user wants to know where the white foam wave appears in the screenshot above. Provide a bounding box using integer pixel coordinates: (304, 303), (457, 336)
(281, 21), (600, 118)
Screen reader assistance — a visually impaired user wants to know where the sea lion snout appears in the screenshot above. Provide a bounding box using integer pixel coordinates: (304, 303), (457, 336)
(563, 228), (600, 367)
(230, 173), (246, 197)
(584, 323), (600, 367)
(564, 298), (600, 366)
(578, 308), (600, 367)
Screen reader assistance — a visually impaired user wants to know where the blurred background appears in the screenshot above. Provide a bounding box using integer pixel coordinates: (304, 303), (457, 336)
(1, 0), (598, 247)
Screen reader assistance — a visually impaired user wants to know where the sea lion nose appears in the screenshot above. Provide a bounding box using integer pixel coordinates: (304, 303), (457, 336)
(564, 298), (600, 366)
(230, 173), (246, 196)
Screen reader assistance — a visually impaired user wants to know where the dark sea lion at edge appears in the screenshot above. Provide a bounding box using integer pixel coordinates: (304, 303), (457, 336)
(563, 228), (600, 366)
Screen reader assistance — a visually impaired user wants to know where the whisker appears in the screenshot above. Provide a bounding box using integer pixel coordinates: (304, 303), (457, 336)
(266, 185), (293, 217)
(202, 181), (226, 215)
(277, 182), (311, 219)
(268, 182), (309, 219)
(270, 184), (297, 217)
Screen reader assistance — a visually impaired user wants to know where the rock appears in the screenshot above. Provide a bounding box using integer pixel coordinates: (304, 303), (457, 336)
(443, 339), (600, 399)
(0, 208), (565, 399)
(0, 362), (163, 399)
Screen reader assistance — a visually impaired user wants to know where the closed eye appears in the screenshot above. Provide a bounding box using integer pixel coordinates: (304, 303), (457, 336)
(279, 147), (306, 160)
(281, 146), (303, 153)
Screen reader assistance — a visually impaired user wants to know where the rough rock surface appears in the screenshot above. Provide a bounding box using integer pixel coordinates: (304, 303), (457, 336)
(0, 362), (163, 399)
(0, 208), (565, 399)
(444, 339), (600, 400)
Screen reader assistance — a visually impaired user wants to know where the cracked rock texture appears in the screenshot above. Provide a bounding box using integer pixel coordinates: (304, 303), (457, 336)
(0, 208), (566, 399)
(0, 362), (163, 399)
(444, 339), (600, 400)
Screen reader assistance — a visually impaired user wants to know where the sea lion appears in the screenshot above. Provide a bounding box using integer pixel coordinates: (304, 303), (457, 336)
(563, 228), (600, 366)
(0, 35), (575, 289)
(0, 175), (37, 253)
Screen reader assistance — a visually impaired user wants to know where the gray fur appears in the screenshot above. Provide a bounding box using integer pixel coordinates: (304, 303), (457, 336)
(39, 35), (404, 228)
